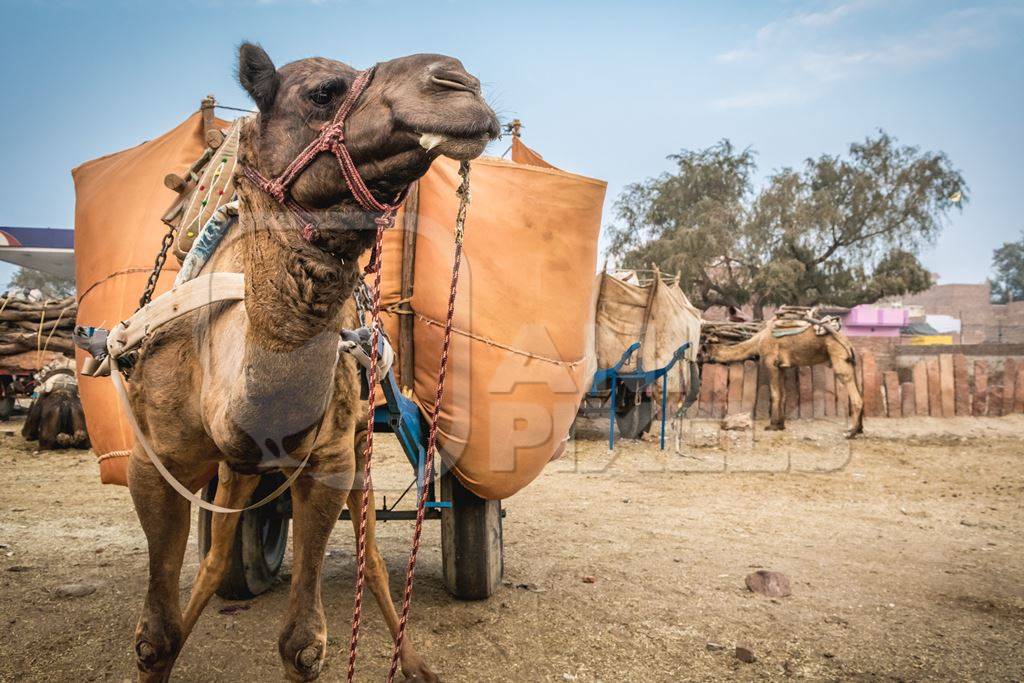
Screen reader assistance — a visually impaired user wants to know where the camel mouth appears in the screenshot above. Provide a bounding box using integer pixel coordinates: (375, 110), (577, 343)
(418, 131), (492, 161)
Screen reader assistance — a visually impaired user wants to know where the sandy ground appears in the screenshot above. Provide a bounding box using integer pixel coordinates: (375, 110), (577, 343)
(1, 415), (1023, 682)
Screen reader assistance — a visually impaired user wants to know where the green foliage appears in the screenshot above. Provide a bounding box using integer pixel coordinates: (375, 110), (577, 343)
(6, 267), (76, 299)
(607, 132), (966, 315)
(990, 232), (1024, 304)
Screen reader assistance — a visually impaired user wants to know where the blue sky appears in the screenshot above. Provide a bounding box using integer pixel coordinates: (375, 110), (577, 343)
(1, 0), (1022, 287)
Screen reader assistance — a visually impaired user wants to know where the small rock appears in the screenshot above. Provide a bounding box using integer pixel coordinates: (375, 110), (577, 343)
(218, 603), (251, 615)
(706, 641), (726, 652)
(581, 575), (596, 584)
(735, 645), (756, 663)
(562, 674), (577, 682)
(6, 565), (30, 573)
(745, 570), (792, 598)
(54, 583), (97, 598)
(722, 413), (752, 431)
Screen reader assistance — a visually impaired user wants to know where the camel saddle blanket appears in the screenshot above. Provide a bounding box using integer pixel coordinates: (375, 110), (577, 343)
(172, 119), (244, 261)
(771, 315), (842, 339)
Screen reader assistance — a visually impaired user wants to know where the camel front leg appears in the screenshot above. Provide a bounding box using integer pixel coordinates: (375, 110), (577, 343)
(128, 451), (196, 683)
(831, 352), (864, 438)
(764, 363), (786, 431)
(346, 431), (438, 682)
(279, 446), (353, 682)
(181, 464), (260, 638)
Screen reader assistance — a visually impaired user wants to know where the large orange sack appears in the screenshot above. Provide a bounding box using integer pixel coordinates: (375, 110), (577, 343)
(74, 113), (605, 500)
(72, 112), (226, 485)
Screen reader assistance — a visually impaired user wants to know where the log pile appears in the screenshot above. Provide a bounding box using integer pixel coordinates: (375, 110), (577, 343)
(701, 321), (763, 345)
(0, 296), (77, 358)
(701, 305), (851, 345)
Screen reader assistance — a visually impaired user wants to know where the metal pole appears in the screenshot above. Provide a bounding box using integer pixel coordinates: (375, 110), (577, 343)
(608, 374), (617, 450)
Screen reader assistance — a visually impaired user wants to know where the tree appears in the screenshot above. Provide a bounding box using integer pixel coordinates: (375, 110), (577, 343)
(990, 232), (1024, 304)
(6, 267), (75, 299)
(606, 132), (966, 317)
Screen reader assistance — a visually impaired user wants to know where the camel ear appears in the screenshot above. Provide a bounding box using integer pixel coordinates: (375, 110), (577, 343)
(237, 42), (279, 112)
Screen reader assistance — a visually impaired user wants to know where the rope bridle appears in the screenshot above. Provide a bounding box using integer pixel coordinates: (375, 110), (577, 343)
(239, 64), (469, 683)
(239, 66), (406, 246)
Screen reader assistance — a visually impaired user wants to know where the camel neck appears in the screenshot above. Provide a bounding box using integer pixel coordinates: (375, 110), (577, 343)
(237, 185), (372, 350)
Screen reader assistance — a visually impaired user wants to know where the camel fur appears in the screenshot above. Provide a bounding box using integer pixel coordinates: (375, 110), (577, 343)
(706, 320), (865, 438)
(124, 43), (498, 682)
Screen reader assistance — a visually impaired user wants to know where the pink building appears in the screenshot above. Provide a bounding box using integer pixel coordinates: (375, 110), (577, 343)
(841, 305), (908, 337)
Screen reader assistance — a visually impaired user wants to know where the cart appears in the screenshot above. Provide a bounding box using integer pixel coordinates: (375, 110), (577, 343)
(576, 341), (692, 449)
(197, 362), (504, 601)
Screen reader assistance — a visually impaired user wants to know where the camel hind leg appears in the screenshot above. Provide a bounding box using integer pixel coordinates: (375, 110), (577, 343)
(181, 464), (259, 638)
(345, 430), (437, 682)
(829, 342), (864, 438)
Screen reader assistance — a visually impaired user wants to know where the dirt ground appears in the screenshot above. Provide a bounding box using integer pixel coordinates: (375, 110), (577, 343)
(1, 415), (1023, 682)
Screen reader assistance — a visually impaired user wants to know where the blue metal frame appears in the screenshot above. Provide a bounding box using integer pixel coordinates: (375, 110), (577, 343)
(373, 364), (451, 510)
(585, 341), (691, 450)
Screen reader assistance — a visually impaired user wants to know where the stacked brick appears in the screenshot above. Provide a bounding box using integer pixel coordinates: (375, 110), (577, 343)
(692, 352), (1024, 418)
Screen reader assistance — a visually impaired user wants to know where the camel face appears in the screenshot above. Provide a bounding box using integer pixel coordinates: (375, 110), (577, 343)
(237, 43), (499, 210)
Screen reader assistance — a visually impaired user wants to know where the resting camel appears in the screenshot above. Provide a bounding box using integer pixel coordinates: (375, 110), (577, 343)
(706, 320), (865, 438)
(124, 44), (498, 681)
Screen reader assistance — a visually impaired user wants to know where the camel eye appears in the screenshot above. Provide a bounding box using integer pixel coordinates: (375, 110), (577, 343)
(309, 88), (332, 106)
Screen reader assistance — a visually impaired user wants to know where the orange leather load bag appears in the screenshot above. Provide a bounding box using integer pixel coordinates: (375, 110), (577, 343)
(74, 115), (605, 500)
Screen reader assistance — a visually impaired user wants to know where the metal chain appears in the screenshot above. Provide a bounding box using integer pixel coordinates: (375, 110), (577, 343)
(137, 222), (178, 310)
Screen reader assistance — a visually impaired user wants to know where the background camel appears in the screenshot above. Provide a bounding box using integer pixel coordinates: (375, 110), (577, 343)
(705, 321), (865, 438)
(124, 44), (498, 682)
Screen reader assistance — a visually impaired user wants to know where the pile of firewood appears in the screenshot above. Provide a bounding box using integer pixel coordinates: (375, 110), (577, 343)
(701, 320), (763, 345)
(702, 305), (852, 346)
(0, 296), (77, 357)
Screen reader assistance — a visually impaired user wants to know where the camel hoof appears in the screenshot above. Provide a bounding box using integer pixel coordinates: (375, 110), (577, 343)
(56, 432), (73, 446)
(764, 423), (785, 432)
(136, 641), (158, 668)
(290, 643), (324, 680)
(401, 653), (440, 683)
(402, 668), (440, 683)
(844, 429), (863, 440)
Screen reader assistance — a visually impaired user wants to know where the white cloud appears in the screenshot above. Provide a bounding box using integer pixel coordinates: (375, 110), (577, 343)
(756, 0), (876, 41)
(709, 1), (1020, 110)
(714, 48), (755, 64)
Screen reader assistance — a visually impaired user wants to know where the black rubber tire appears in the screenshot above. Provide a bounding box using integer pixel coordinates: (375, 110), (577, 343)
(198, 473), (289, 600)
(441, 471), (503, 600)
(615, 393), (654, 440)
(0, 395), (14, 421)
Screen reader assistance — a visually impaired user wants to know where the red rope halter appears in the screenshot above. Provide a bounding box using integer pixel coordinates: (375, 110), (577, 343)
(240, 66), (406, 244)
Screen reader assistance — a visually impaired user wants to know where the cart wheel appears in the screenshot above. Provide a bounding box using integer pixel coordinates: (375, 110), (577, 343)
(441, 471), (503, 600)
(198, 473), (289, 600)
(0, 395), (14, 421)
(615, 392), (654, 440)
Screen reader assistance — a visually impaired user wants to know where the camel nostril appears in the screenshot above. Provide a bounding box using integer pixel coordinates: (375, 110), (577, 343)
(429, 69), (481, 95)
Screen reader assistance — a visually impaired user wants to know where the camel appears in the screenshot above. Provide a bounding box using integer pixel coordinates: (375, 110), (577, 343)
(705, 320), (865, 438)
(123, 44), (498, 682)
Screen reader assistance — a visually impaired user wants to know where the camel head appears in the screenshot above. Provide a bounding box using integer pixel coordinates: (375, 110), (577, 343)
(236, 43), (499, 216)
